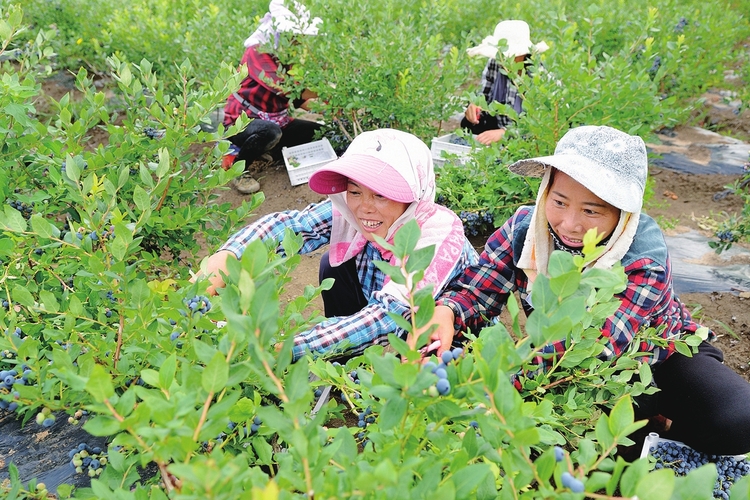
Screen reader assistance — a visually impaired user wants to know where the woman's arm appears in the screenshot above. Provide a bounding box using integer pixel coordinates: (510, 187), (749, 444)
(194, 200), (333, 294)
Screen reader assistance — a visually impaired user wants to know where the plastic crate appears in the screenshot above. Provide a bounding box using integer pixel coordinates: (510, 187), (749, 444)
(640, 432), (747, 460)
(282, 138), (338, 186)
(431, 133), (475, 166)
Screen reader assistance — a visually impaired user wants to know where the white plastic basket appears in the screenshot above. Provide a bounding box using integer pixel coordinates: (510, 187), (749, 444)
(430, 133), (475, 166)
(640, 432), (747, 460)
(282, 138), (338, 186)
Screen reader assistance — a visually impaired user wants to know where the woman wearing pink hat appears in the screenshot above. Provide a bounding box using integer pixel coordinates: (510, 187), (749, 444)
(461, 20), (548, 146)
(196, 129), (478, 360)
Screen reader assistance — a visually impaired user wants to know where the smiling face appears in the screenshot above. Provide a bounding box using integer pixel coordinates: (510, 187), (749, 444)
(544, 170), (621, 248)
(345, 180), (411, 242)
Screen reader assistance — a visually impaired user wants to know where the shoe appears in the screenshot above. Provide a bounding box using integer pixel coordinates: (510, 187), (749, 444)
(231, 172), (260, 194)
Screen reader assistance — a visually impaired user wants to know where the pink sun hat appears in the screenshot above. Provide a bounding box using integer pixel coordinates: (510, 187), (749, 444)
(308, 129), (433, 204)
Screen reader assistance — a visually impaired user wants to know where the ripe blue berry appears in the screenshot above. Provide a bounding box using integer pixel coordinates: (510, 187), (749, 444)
(561, 472), (584, 493)
(436, 378), (451, 395)
(554, 446), (565, 462)
(441, 351), (454, 365)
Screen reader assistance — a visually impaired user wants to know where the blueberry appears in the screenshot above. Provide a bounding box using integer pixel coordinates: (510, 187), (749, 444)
(436, 378), (451, 395)
(440, 351), (454, 365)
(554, 446), (565, 462)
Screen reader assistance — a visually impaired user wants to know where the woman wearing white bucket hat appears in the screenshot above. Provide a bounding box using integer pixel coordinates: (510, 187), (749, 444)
(195, 129), (478, 361)
(414, 125), (750, 456)
(222, 0), (324, 194)
(461, 20), (548, 146)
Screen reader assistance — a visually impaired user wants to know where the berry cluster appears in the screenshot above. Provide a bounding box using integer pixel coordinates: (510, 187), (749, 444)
(449, 136), (471, 147)
(424, 347), (463, 396)
(143, 127), (165, 140)
(212, 416), (263, 448)
(35, 407), (56, 427)
(674, 17), (689, 33)
(184, 295), (211, 315)
(648, 56), (662, 77)
(67, 408), (89, 425)
(649, 440), (750, 499)
(7, 199), (33, 219)
(0, 364), (28, 413)
(69, 443), (108, 478)
(458, 210), (494, 237)
(716, 230), (735, 242)
(356, 406), (374, 446)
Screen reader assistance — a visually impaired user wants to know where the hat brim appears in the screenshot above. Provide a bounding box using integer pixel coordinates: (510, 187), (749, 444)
(508, 154), (643, 213)
(308, 154), (415, 203)
(467, 40), (549, 59)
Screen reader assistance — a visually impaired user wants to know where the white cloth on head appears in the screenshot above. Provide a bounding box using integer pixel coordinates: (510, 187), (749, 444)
(516, 169), (640, 287)
(244, 0), (322, 48)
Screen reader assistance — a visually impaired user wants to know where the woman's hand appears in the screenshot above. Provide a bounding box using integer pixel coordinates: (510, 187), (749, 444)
(477, 128), (506, 145)
(465, 103), (482, 124)
(407, 305), (457, 361)
(190, 250), (236, 296)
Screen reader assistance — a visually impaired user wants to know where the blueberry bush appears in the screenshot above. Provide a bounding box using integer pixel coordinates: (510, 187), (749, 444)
(2, 1), (750, 498)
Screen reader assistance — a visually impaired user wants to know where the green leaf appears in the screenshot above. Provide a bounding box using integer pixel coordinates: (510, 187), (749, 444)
(373, 261), (406, 285)
(379, 395), (407, 430)
(1, 205), (27, 232)
(11, 285), (34, 308)
(30, 214), (57, 239)
(393, 219), (421, 257)
(670, 464), (718, 500)
(638, 362), (653, 386)
(110, 236), (127, 261)
(549, 270), (581, 299)
(633, 468), (674, 500)
(64, 155), (81, 182)
(159, 354), (177, 390)
(68, 295), (83, 316)
(202, 351), (228, 393)
(83, 415), (122, 436)
(133, 185), (150, 211)
(39, 290), (59, 312)
(608, 395), (634, 437)
(548, 251), (575, 276)
(619, 457), (651, 497)
(85, 364), (115, 402)
(156, 148), (171, 178)
(193, 338), (218, 364)
(405, 244), (435, 274)
(0, 20), (12, 41)
(139, 368), (160, 388)
(451, 463), (492, 500)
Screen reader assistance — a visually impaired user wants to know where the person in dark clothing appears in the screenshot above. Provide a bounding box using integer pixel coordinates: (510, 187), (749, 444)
(461, 20), (548, 146)
(222, 0), (323, 194)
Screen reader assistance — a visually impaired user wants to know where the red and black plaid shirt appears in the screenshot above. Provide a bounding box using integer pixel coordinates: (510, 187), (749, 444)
(223, 45), (291, 127)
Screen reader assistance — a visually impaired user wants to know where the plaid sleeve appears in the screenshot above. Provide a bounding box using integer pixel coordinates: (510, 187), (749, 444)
(479, 59), (499, 105)
(438, 208), (528, 333)
(219, 199), (332, 258)
(292, 292), (409, 360)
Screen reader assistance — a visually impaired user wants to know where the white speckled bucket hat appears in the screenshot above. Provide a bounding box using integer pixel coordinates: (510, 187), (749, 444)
(508, 125), (648, 213)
